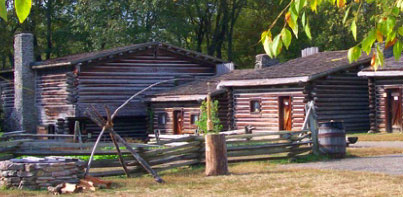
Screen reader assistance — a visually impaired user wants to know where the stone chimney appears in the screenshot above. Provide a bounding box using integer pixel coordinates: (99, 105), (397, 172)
(301, 47), (319, 57)
(216, 62), (235, 75)
(255, 54), (279, 69)
(14, 33), (37, 132)
(374, 42), (393, 58)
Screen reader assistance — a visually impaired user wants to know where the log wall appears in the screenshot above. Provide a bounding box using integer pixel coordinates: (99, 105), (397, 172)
(150, 92), (230, 134)
(35, 67), (77, 127)
(76, 48), (216, 118)
(311, 67), (370, 132)
(0, 73), (16, 131)
(231, 86), (306, 132)
(151, 101), (200, 134)
(72, 116), (148, 141)
(370, 77), (403, 132)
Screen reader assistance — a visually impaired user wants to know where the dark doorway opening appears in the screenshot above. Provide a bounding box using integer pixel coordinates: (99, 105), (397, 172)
(386, 88), (402, 133)
(173, 110), (183, 134)
(279, 96), (292, 131)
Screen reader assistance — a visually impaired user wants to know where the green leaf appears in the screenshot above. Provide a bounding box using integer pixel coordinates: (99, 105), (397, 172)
(291, 23), (299, 38)
(302, 12), (306, 27)
(260, 31), (268, 43)
(310, 0), (318, 12)
(272, 34), (282, 57)
(304, 22), (312, 40)
(351, 20), (357, 41)
(15, 0), (32, 23)
(263, 34), (274, 58)
(347, 46), (361, 63)
(376, 45), (384, 67)
(281, 28), (292, 49)
(392, 7), (399, 17)
(0, 0), (6, 22)
(361, 30), (376, 54)
(343, 7), (351, 24)
(398, 26), (403, 36)
(295, 0), (306, 14)
(393, 40), (402, 61)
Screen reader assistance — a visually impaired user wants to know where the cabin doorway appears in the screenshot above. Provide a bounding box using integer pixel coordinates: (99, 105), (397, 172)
(279, 96), (292, 131)
(386, 89), (402, 132)
(173, 110), (184, 134)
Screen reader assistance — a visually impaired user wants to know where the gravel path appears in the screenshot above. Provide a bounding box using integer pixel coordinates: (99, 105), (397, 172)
(284, 154), (403, 175)
(282, 141), (403, 175)
(350, 141), (403, 148)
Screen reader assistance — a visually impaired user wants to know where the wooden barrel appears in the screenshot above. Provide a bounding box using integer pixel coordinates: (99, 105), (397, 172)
(318, 121), (346, 158)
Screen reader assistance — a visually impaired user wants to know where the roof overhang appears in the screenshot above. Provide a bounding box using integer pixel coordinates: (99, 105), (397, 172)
(31, 62), (72, 69)
(217, 76), (309, 88)
(358, 70), (403, 77)
(148, 95), (207, 102)
(147, 88), (227, 102)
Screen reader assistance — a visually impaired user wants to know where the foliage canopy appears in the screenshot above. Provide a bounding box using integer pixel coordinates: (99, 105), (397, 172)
(261, 0), (402, 70)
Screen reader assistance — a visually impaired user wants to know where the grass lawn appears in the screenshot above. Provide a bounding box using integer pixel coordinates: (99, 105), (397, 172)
(348, 132), (403, 141)
(1, 160), (402, 197)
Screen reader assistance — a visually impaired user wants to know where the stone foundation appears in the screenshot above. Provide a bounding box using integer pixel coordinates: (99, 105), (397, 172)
(0, 157), (85, 190)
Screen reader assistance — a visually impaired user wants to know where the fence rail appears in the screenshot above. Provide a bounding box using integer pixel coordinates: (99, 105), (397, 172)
(0, 130), (312, 177)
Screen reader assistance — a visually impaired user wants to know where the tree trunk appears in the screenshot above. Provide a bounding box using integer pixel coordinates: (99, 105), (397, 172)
(205, 133), (228, 176)
(45, 0), (53, 60)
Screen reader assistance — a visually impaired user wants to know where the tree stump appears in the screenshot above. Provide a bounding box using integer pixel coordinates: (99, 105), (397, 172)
(205, 134), (229, 176)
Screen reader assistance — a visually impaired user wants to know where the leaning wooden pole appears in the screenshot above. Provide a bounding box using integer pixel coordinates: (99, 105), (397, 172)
(109, 131), (130, 177)
(84, 79), (177, 182)
(110, 129), (163, 183)
(105, 106), (130, 178)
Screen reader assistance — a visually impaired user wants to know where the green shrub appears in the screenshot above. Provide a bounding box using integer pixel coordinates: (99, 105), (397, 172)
(196, 100), (223, 134)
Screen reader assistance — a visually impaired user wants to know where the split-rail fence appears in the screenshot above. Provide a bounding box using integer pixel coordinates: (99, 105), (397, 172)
(0, 130), (312, 177)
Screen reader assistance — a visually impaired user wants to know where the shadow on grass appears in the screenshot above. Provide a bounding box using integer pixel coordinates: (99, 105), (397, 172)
(270, 154), (333, 164)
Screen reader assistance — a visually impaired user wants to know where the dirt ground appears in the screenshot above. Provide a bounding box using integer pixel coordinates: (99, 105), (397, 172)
(1, 141), (403, 196)
(1, 160), (402, 197)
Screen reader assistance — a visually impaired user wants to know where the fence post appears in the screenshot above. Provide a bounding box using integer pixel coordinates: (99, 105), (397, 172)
(306, 101), (320, 155)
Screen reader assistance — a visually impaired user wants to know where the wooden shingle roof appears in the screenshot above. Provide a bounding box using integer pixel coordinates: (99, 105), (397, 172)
(149, 50), (371, 102)
(224, 50), (369, 81)
(152, 69), (254, 96)
(31, 42), (227, 69)
(218, 50), (370, 87)
(358, 56), (403, 77)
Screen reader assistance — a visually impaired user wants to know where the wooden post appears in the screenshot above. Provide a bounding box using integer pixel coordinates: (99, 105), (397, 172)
(206, 82), (213, 132)
(154, 129), (160, 145)
(304, 101), (319, 155)
(73, 121), (80, 143)
(205, 134), (228, 176)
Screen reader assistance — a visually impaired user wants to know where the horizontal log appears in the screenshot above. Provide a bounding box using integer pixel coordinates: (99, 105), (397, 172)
(227, 141), (311, 152)
(225, 130), (309, 139)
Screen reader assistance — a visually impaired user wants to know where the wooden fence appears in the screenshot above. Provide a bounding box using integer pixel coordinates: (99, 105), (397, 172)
(0, 130), (312, 177)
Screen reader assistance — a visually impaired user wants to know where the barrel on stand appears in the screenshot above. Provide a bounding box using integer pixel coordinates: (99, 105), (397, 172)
(318, 121), (346, 158)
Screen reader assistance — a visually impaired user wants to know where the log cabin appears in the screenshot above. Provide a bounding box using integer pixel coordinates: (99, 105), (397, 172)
(147, 48), (372, 134)
(147, 69), (252, 134)
(217, 48), (372, 133)
(0, 33), (230, 140)
(358, 54), (403, 133)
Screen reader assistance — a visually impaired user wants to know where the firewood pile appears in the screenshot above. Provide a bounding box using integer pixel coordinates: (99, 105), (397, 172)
(48, 175), (112, 195)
